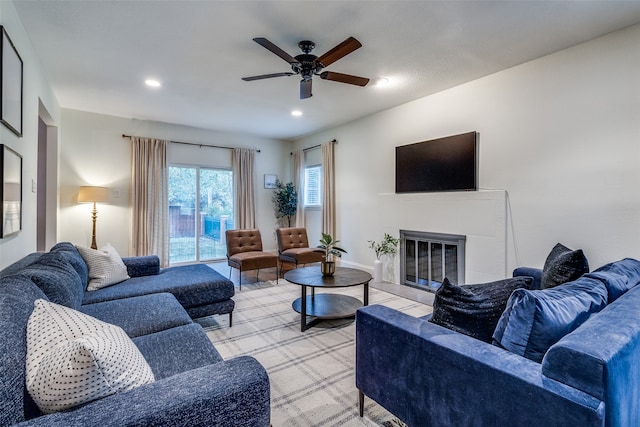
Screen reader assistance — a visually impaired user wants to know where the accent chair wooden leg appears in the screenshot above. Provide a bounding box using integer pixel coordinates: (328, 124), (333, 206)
(359, 391), (365, 417)
(239, 269), (242, 291)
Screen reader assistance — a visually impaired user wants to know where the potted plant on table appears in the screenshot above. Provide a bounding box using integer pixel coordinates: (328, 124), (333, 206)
(368, 233), (401, 282)
(315, 233), (347, 276)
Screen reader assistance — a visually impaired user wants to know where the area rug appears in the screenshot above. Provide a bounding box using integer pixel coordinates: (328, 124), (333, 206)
(197, 280), (431, 427)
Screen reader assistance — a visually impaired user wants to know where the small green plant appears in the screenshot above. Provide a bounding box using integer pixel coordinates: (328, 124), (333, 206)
(368, 233), (400, 260)
(272, 180), (297, 227)
(315, 233), (347, 262)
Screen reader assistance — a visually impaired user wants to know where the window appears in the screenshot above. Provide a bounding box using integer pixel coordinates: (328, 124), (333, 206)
(304, 165), (322, 207)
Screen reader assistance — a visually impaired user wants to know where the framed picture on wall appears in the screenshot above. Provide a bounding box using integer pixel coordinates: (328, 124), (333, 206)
(1, 144), (22, 237)
(1, 26), (23, 137)
(264, 174), (278, 189)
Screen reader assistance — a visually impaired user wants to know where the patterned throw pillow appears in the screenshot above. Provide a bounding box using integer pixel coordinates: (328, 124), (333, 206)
(76, 244), (130, 291)
(26, 299), (155, 413)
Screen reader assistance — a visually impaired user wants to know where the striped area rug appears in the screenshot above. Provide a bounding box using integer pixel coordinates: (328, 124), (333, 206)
(197, 280), (431, 427)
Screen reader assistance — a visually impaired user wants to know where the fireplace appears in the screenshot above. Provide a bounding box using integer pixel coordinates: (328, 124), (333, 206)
(400, 230), (466, 292)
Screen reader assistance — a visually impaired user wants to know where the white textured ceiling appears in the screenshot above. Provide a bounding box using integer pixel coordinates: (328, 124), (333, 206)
(13, 0), (640, 140)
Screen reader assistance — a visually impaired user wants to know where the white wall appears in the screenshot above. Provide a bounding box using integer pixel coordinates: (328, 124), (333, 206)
(293, 23), (640, 283)
(59, 109), (290, 256)
(0, 2), (61, 269)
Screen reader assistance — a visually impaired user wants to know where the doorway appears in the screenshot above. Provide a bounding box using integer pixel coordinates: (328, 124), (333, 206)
(37, 102), (58, 251)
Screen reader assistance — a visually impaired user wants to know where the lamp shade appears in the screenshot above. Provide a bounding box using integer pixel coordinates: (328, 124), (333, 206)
(78, 186), (110, 203)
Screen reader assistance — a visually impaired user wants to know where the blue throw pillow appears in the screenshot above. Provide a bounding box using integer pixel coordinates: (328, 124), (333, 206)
(587, 258), (640, 302)
(541, 243), (589, 289)
(429, 276), (533, 343)
(492, 276), (608, 363)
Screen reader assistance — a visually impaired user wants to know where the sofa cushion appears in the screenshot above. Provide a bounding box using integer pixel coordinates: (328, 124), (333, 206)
(82, 264), (234, 309)
(80, 293), (192, 338)
(0, 276), (48, 425)
(493, 276), (608, 363)
(587, 258), (640, 302)
(20, 252), (84, 309)
(76, 244), (130, 291)
(0, 252), (44, 279)
(429, 277), (533, 343)
(50, 242), (89, 289)
(541, 284), (640, 425)
(26, 299), (155, 414)
(132, 323), (223, 379)
(541, 243), (589, 289)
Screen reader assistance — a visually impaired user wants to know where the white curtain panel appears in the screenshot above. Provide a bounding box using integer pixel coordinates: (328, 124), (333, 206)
(232, 148), (256, 229)
(293, 149), (305, 227)
(321, 141), (336, 237)
(130, 137), (169, 266)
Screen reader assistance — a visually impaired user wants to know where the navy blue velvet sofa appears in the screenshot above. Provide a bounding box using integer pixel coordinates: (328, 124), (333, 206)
(356, 258), (640, 427)
(0, 243), (270, 426)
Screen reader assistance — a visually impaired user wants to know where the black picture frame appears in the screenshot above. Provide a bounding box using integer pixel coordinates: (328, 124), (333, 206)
(1, 26), (23, 137)
(1, 144), (22, 237)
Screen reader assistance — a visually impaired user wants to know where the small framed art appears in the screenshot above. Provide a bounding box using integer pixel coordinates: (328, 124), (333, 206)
(1, 144), (22, 237)
(1, 26), (23, 137)
(264, 174), (277, 189)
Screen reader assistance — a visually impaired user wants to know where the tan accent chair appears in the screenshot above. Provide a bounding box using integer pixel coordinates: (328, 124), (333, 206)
(225, 229), (278, 290)
(276, 227), (324, 273)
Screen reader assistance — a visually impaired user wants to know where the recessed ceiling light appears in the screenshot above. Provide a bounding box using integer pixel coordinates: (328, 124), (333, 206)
(374, 77), (389, 88)
(291, 110), (303, 117)
(145, 79), (161, 87)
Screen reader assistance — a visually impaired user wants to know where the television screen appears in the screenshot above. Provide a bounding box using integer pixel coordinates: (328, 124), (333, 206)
(395, 131), (478, 193)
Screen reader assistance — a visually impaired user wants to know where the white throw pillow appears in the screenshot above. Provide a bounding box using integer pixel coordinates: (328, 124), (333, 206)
(76, 244), (130, 291)
(26, 299), (155, 414)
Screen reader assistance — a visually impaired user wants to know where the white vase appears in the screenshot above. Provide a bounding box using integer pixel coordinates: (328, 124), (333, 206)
(373, 259), (383, 283)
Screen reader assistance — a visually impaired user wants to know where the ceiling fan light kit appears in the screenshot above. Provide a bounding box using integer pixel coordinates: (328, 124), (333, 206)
(242, 36), (370, 99)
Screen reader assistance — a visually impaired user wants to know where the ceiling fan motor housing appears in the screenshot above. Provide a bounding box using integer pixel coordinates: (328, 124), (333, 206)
(293, 41), (323, 79)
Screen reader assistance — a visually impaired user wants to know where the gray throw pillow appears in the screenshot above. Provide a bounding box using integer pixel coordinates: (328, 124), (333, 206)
(541, 243), (589, 289)
(429, 276), (533, 343)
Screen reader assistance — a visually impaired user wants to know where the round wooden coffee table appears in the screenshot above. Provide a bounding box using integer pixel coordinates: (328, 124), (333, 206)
(284, 266), (372, 332)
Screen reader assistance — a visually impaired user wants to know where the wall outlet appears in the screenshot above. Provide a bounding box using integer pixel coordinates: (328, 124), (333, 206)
(112, 188), (121, 199)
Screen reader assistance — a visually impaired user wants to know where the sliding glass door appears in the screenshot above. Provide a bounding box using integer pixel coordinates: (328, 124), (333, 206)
(168, 165), (233, 264)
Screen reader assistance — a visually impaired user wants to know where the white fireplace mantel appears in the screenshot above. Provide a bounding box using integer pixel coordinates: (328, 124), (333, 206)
(377, 189), (508, 285)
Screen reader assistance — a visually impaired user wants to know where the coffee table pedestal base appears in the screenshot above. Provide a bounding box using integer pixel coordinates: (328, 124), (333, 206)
(292, 293), (363, 332)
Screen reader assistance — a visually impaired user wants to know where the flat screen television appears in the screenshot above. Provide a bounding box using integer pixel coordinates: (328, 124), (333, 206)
(395, 131), (478, 193)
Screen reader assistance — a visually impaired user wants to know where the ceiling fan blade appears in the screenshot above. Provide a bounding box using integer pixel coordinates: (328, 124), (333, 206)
(315, 37), (362, 68)
(253, 37), (300, 65)
(320, 71), (369, 87)
(300, 79), (312, 99)
(242, 72), (295, 81)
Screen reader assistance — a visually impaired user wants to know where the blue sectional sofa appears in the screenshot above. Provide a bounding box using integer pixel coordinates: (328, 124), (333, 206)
(356, 258), (640, 427)
(0, 243), (270, 426)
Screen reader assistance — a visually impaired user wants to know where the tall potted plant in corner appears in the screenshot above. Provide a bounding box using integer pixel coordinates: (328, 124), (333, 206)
(315, 233), (347, 276)
(368, 233), (401, 283)
(272, 180), (297, 227)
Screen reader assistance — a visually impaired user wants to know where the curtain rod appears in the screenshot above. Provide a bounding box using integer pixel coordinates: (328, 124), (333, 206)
(290, 139), (337, 155)
(122, 134), (261, 152)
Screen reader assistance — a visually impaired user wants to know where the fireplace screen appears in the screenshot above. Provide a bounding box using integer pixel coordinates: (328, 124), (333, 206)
(401, 230), (465, 292)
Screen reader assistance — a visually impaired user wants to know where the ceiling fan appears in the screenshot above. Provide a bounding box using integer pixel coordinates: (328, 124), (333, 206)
(242, 37), (370, 99)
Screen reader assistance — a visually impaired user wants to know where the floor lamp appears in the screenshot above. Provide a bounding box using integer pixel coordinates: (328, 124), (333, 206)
(78, 186), (110, 249)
